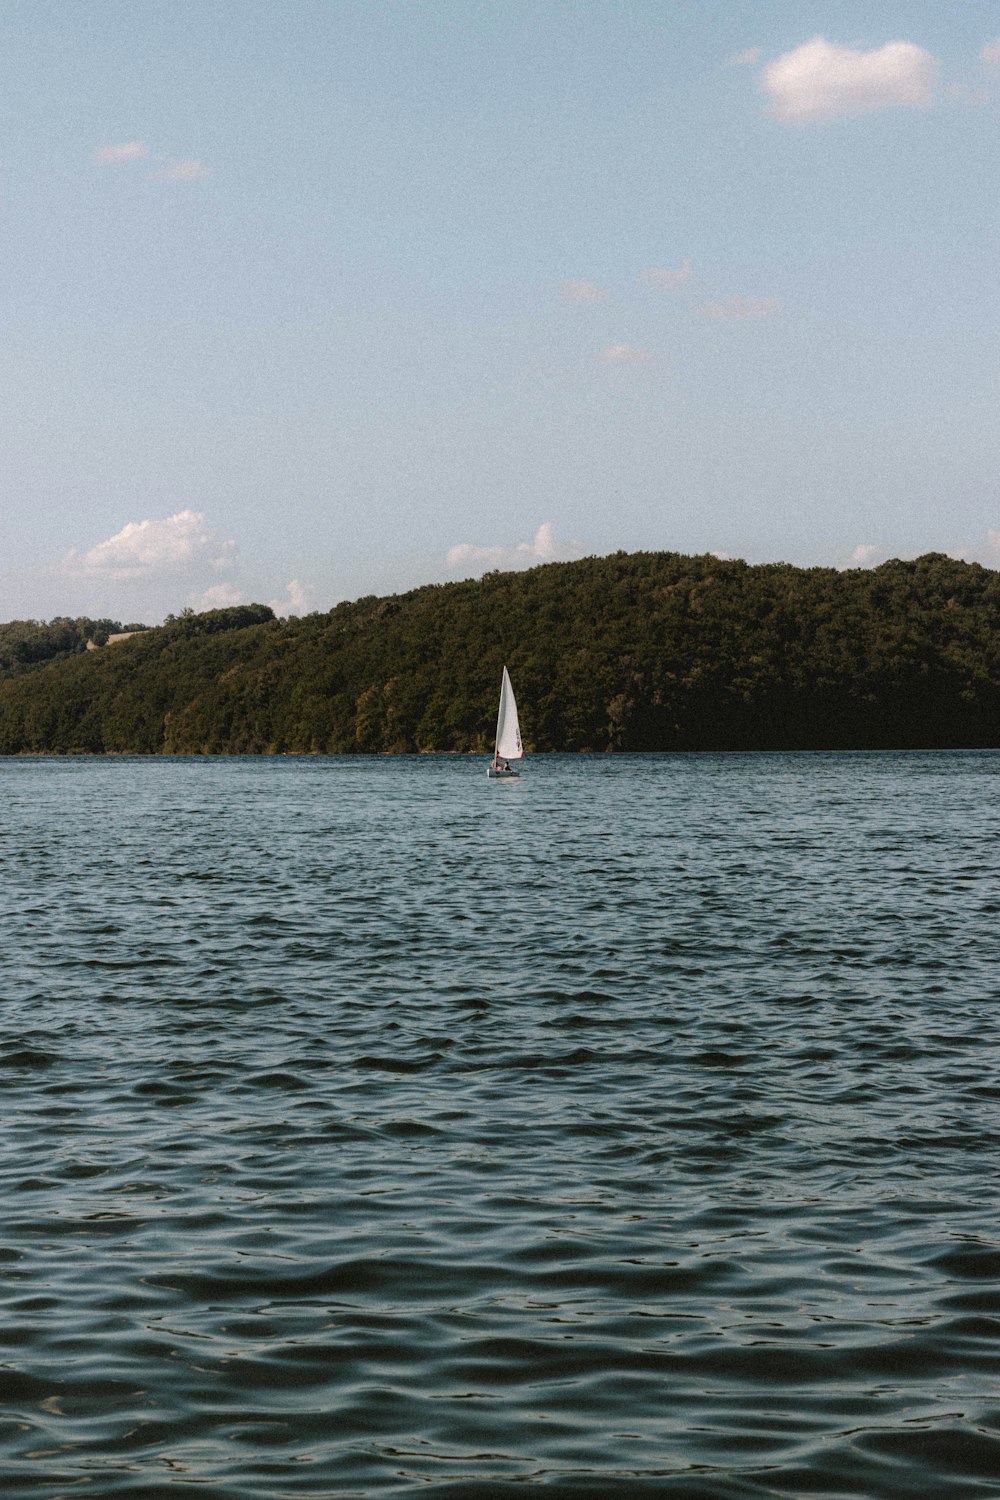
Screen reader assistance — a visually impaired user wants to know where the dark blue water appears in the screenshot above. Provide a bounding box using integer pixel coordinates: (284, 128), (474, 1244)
(1, 752), (999, 1498)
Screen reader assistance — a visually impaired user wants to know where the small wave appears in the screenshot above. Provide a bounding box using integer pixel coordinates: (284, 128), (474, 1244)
(0, 1047), (59, 1069)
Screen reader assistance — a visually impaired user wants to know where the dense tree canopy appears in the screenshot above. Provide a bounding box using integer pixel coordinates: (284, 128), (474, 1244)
(0, 616), (146, 675)
(0, 553), (998, 753)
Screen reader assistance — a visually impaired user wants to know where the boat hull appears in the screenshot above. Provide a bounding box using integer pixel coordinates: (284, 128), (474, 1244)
(486, 766), (521, 779)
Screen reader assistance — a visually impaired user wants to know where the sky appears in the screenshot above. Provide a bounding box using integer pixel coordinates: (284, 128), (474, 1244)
(2, 1), (1000, 623)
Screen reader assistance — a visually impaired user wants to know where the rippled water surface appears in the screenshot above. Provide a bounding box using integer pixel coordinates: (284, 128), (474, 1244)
(2, 752), (999, 1498)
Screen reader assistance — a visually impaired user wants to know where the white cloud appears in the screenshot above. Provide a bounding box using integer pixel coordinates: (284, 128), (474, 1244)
(154, 158), (209, 182)
(599, 343), (652, 363)
(640, 261), (691, 288)
(446, 521), (582, 575)
(268, 579), (313, 617)
(981, 40), (1000, 69)
(65, 510), (236, 580)
(45, 514), (326, 624)
(844, 536), (1000, 570)
(563, 279), (609, 301)
(846, 543), (886, 568)
(94, 141), (149, 162)
(94, 141), (209, 183)
(698, 296), (779, 322)
(189, 580), (246, 611)
(726, 47), (761, 68)
(761, 36), (936, 122)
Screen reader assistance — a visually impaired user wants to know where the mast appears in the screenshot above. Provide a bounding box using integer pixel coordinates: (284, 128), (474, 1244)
(494, 666), (508, 763)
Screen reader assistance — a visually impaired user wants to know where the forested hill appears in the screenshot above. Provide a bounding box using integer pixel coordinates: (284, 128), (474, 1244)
(1, 551), (998, 753)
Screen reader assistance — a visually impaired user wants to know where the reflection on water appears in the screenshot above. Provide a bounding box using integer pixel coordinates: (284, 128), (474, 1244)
(1, 752), (999, 1498)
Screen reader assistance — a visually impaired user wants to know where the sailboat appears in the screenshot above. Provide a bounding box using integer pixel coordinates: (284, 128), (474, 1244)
(487, 666), (523, 778)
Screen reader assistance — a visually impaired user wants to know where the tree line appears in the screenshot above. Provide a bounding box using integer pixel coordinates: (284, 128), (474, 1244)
(0, 552), (998, 753)
(0, 615), (148, 675)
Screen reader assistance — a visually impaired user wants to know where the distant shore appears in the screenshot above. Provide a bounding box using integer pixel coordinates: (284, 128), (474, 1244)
(2, 551), (998, 755)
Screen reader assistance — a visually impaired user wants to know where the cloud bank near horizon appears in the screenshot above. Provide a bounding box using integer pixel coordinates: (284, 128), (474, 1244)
(64, 509), (235, 580)
(446, 522), (583, 576)
(54, 510), (314, 620)
(18, 494), (1000, 629)
(844, 533), (1000, 570)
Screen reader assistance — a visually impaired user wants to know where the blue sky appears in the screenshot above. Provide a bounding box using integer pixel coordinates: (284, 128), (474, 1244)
(2, 1), (999, 621)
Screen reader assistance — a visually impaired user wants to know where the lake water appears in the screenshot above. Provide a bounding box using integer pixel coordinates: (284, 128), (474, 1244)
(1, 751), (999, 1499)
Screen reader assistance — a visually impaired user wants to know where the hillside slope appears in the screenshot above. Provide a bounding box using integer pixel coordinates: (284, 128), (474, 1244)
(1, 552), (998, 753)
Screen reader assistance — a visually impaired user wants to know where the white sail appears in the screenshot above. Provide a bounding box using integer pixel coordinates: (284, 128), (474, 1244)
(495, 666), (523, 760)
